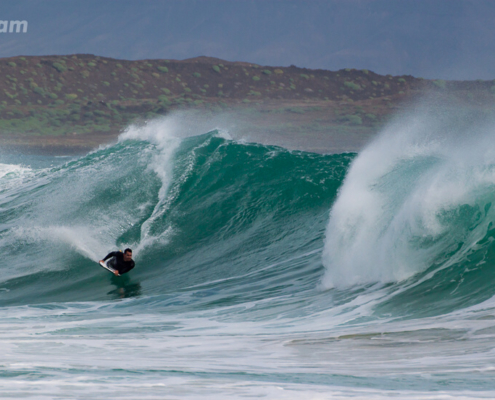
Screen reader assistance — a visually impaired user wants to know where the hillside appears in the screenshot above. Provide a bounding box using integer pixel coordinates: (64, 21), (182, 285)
(0, 54), (494, 153)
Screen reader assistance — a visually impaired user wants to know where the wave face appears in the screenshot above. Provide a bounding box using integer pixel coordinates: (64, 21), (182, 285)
(0, 119), (350, 307)
(3, 113), (495, 399)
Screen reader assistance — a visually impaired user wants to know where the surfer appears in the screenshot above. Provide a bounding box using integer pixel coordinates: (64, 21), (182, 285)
(100, 248), (135, 276)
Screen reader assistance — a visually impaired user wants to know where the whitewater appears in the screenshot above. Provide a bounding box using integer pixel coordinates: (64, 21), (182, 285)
(2, 109), (495, 399)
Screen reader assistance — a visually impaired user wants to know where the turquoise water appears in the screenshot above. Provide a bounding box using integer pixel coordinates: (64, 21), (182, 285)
(2, 115), (495, 399)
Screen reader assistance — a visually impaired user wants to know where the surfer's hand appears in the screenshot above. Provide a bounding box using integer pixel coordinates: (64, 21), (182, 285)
(99, 260), (104, 264)
(114, 270), (120, 276)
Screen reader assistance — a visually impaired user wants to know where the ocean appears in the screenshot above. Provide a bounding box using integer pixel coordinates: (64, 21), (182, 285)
(1, 111), (495, 399)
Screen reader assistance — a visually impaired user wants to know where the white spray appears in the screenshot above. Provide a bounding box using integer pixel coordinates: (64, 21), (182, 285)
(322, 105), (495, 288)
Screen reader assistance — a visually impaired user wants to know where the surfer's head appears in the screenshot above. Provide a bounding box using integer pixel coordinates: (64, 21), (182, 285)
(124, 248), (133, 262)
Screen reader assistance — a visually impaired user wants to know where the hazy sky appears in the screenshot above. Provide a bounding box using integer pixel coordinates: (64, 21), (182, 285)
(0, 0), (494, 80)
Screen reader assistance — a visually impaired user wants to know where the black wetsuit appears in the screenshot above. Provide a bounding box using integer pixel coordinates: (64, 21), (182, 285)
(103, 251), (135, 275)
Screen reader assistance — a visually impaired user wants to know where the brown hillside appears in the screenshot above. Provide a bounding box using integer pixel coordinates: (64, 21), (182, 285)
(0, 54), (493, 153)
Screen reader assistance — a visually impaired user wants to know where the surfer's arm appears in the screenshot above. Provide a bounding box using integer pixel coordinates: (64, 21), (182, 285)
(102, 251), (118, 262)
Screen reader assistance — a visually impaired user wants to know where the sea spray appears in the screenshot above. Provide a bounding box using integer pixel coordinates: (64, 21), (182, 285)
(120, 118), (181, 252)
(322, 106), (495, 288)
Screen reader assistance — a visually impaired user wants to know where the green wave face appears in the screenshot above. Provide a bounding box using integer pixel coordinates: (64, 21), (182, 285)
(0, 130), (351, 307)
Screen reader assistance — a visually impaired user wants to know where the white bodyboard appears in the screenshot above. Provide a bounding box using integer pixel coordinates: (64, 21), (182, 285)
(99, 260), (119, 275)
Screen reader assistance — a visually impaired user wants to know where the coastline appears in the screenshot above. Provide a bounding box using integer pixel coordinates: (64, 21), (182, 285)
(0, 128), (374, 156)
(0, 132), (119, 156)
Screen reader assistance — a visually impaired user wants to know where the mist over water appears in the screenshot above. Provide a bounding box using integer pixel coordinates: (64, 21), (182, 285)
(2, 109), (495, 398)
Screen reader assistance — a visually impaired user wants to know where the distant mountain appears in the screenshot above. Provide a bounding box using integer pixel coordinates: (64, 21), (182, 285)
(2, 0), (495, 80)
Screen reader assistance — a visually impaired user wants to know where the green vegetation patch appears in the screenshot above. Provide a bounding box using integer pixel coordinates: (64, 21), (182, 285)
(33, 87), (46, 96)
(52, 62), (67, 73)
(344, 81), (362, 90)
(339, 114), (362, 125)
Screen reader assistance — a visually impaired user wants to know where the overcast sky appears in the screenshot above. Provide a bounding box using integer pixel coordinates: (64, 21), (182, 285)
(0, 0), (493, 80)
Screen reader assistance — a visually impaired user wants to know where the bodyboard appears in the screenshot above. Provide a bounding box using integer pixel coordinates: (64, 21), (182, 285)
(99, 260), (119, 275)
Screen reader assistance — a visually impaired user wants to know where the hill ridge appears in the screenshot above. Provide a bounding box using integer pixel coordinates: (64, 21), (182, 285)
(0, 54), (493, 153)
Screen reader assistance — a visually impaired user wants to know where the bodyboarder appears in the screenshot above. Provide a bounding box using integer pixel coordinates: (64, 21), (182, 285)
(100, 248), (135, 276)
